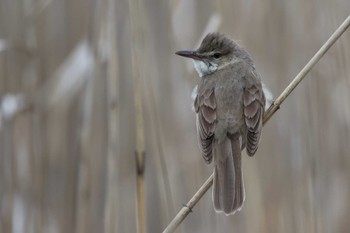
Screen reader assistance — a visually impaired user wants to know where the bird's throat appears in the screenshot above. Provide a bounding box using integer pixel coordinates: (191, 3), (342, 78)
(193, 60), (218, 77)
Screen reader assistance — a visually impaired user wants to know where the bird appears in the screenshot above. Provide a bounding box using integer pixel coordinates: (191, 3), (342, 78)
(176, 32), (271, 215)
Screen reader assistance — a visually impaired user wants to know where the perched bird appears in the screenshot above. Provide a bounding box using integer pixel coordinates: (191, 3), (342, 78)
(176, 33), (271, 215)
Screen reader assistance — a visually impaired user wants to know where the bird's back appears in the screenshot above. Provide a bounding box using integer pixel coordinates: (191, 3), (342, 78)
(197, 60), (249, 143)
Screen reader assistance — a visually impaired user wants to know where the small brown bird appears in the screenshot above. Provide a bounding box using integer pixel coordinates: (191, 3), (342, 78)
(176, 33), (269, 215)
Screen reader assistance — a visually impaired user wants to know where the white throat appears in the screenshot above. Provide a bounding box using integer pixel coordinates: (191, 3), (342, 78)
(193, 60), (218, 77)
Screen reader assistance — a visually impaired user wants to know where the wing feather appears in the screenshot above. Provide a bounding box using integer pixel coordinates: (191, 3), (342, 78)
(195, 88), (217, 164)
(244, 69), (265, 156)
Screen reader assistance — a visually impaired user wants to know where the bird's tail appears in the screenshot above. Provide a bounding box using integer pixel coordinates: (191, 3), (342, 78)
(212, 137), (245, 215)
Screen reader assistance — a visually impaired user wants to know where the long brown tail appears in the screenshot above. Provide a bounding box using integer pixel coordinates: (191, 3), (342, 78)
(212, 137), (245, 215)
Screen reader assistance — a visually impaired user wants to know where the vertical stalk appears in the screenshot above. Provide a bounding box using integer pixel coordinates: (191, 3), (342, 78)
(136, 150), (146, 233)
(104, 0), (120, 231)
(128, 0), (146, 232)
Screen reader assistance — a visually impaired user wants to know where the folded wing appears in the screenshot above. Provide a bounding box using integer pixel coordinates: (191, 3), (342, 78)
(194, 88), (217, 163)
(243, 69), (265, 156)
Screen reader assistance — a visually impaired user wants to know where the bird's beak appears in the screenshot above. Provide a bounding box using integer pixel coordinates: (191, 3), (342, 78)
(175, 50), (205, 60)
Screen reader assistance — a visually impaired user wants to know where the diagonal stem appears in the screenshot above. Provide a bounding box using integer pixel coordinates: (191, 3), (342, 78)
(263, 15), (350, 124)
(163, 14), (350, 233)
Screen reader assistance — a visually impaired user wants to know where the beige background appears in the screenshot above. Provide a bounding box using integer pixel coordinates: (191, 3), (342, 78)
(1, 0), (350, 232)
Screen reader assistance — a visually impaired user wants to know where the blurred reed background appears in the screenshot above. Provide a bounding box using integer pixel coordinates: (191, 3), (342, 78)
(0, 0), (350, 233)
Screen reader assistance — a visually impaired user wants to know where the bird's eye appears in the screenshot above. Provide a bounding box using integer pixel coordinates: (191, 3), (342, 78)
(213, 53), (221, 59)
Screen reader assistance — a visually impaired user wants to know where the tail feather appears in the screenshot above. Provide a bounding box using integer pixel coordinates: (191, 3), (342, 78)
(232, 138), (244, 211)
(212, 137), (245, 215)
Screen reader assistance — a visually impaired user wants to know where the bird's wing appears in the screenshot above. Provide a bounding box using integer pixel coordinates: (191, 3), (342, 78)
(243, 68), (265, 156)
(194, 88), (217, 164)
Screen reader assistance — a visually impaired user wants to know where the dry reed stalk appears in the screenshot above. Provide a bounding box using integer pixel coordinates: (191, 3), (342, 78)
(145, 87), (175, 220)
(75, 2), (103, 232)
(128, 0), (146, 232)
(163, 14), (350, 233)
(103, 0), (120, 231)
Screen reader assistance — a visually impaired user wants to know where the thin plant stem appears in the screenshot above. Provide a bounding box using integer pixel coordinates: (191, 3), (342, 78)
(128, 0), (146, 232)
(104, 0), (120, 231)
(263, 14), (350, 124)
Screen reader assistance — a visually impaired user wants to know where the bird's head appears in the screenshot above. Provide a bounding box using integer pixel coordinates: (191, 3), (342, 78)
(176, 33), (251, 77)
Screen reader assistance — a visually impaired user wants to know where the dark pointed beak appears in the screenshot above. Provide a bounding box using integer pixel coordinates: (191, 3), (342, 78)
(175, 50), (205, 60)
